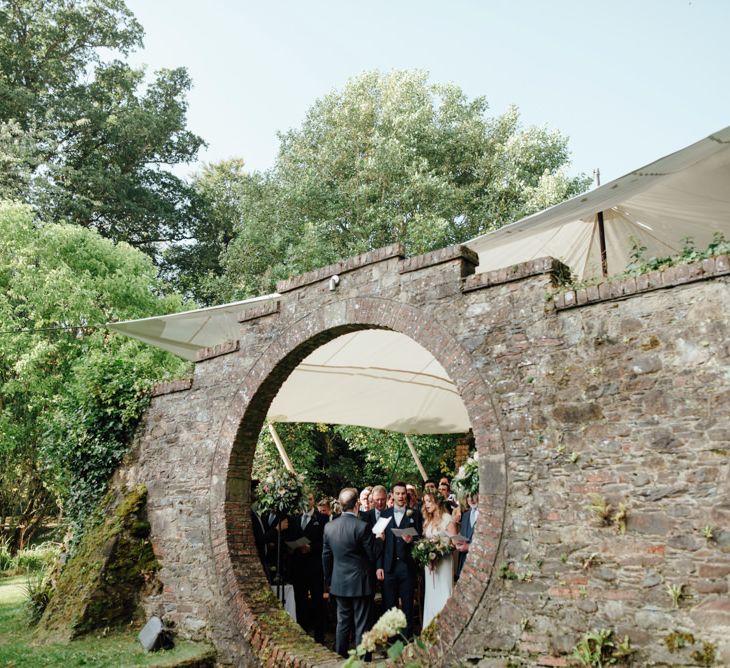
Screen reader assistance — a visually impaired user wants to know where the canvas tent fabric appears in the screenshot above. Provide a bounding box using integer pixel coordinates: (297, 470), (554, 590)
(109, 293), (278, 360)
(267, 329), (470, 434)
(465, 125), (730, 278)
(109, 305), (470, 434)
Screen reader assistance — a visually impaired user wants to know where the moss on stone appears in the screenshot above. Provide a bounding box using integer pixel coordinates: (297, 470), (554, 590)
(35, 484), (160, 643)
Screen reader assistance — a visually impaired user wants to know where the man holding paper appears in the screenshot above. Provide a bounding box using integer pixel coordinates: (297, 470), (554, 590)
(286, 493), (326, 642)
(376, 481), (422, 638)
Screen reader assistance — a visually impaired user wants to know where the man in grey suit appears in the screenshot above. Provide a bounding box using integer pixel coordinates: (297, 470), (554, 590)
(323, 487), (377, 658)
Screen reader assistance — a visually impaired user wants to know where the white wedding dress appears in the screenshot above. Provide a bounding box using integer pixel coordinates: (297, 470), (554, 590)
(422, 513), (453, 628)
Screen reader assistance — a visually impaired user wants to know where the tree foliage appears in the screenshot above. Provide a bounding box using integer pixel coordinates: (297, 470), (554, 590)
(211, 70), (590, 302)
(252, 423), (457, 498)
(0, 0), (204, 254)
(0, 202), (189, 547)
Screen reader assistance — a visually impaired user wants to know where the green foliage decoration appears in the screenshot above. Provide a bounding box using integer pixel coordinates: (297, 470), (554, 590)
(452, 451), (479, 499)
(256, 466), (307, 515)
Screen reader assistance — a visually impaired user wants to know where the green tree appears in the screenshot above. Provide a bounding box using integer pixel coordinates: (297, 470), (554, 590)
(252, 423), (457, 498)
(0, 202), (189, 548)
(0, 0), (204, 254)
(217, 70), (590, 301)
(162, 159), (246, 304)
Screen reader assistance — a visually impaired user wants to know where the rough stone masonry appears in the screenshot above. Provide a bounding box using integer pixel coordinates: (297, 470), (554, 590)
(119, 243), (730, 667)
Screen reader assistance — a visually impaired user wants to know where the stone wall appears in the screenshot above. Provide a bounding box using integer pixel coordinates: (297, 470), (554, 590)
(122, 244), (730, 667)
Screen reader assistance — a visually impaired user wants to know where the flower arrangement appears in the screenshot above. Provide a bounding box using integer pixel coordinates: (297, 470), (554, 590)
(344, 607), (407, 666)
(256, 466), (307, 514)
(412, 535), (454, 571)
(452, 450), (479, 499)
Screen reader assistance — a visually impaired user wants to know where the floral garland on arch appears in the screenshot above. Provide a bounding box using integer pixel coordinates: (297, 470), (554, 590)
(452, 450), (479, 500)
(412, 535), (454, 572)
(256, 466), (307, 515)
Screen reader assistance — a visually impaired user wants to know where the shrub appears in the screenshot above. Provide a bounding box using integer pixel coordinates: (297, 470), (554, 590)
(24, 573), (54, 625)
(15, 543), (61, 574)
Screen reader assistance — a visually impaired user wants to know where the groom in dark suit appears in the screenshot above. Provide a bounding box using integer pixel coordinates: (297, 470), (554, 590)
(322, 487), (377, 658)
(376, 481), (422, 638)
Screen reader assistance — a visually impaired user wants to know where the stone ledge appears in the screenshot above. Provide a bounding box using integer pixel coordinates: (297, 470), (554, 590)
(399, 244), (479, 276)
(463, 257), (569, 292)
(237, 299), (280, 323)
(553, 255), (730, 310)
(196, 339), (240, 362)
(275, 243), (405, 293)
(151, 378), (193, 397)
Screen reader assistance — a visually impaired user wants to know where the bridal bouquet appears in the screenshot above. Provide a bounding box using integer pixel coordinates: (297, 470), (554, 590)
(412, 535), (454, 571)
(257, 466), (307, 514)
(452, 450), (479, 499)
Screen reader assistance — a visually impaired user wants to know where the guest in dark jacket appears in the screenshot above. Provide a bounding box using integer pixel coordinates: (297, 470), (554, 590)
(286, 493), (327, 642)
(322, 487), (377, 657)
(456, 494), (479, 580)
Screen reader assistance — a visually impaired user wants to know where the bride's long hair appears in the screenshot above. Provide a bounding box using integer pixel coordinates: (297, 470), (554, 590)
(421, 491), (445, 529)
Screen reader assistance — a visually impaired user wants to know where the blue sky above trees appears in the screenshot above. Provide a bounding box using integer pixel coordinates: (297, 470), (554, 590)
(126, 0), (730, 183)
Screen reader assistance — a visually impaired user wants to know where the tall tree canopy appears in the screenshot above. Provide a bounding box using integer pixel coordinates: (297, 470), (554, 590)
(198, 70), (590, 303)
(0, 202), (189, 548)
(0, 0), (203, 254)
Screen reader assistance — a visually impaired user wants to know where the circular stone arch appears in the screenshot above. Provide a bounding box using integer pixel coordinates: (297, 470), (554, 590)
(210, 296), (506, 665)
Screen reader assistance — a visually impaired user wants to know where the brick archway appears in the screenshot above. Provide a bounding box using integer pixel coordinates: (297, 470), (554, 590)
(209, 296), (506, 665)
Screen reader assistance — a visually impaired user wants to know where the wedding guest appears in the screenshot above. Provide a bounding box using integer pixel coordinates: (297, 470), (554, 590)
(359, 486), (372, 512)
(261, 507), (289, 583)
(421, 491), (457, 627)
(286, 493), (327, 642)
(317, 497), (332, 520)
(438, 479), (458, 511)
(405, 483), (419, 510)
(456, 494), (478, 580)
(423, 479), (437, 495)
(368, 485), (388, 524)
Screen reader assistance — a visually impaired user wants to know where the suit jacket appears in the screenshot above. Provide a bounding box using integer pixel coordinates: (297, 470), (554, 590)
(456, 507), (478, 577)
(322, 512), (376, 597)
(376, 506), (422, 574)
(286, 510), (326, 579)
(251, 509), (267, 565)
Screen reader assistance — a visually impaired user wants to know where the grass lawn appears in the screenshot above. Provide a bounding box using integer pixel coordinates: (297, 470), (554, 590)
(0, 576), (215, 667)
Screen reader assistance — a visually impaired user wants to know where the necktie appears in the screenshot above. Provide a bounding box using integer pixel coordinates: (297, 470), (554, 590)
(301, 514), (309, 530)
(471, 510), (478, 528)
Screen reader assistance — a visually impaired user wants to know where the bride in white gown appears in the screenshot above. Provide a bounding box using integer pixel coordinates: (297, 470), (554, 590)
(421, 492), (457, 628)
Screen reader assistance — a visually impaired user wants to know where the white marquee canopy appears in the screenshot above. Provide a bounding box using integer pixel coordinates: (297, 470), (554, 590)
(109, 125), (730, 435)
(466, 125), (730, 278)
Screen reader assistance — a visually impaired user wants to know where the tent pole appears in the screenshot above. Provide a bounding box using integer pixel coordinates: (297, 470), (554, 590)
(594, 168), (609, 277)
(404, 435), (428, 482)
(597, 211), (609, 277)
(268, 422), (295, 473)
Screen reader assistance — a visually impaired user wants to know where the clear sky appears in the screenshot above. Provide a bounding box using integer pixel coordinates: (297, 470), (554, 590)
(125, 0), (729, 183)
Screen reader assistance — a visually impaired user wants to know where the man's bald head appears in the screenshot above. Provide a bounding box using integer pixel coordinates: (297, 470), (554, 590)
(338, 487), (359, 512)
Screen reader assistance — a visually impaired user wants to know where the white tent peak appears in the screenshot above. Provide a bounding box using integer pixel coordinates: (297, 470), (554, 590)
(465, 124), (730, 278)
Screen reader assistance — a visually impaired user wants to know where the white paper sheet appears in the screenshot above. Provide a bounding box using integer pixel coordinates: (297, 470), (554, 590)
(372, 516), (392, 534)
